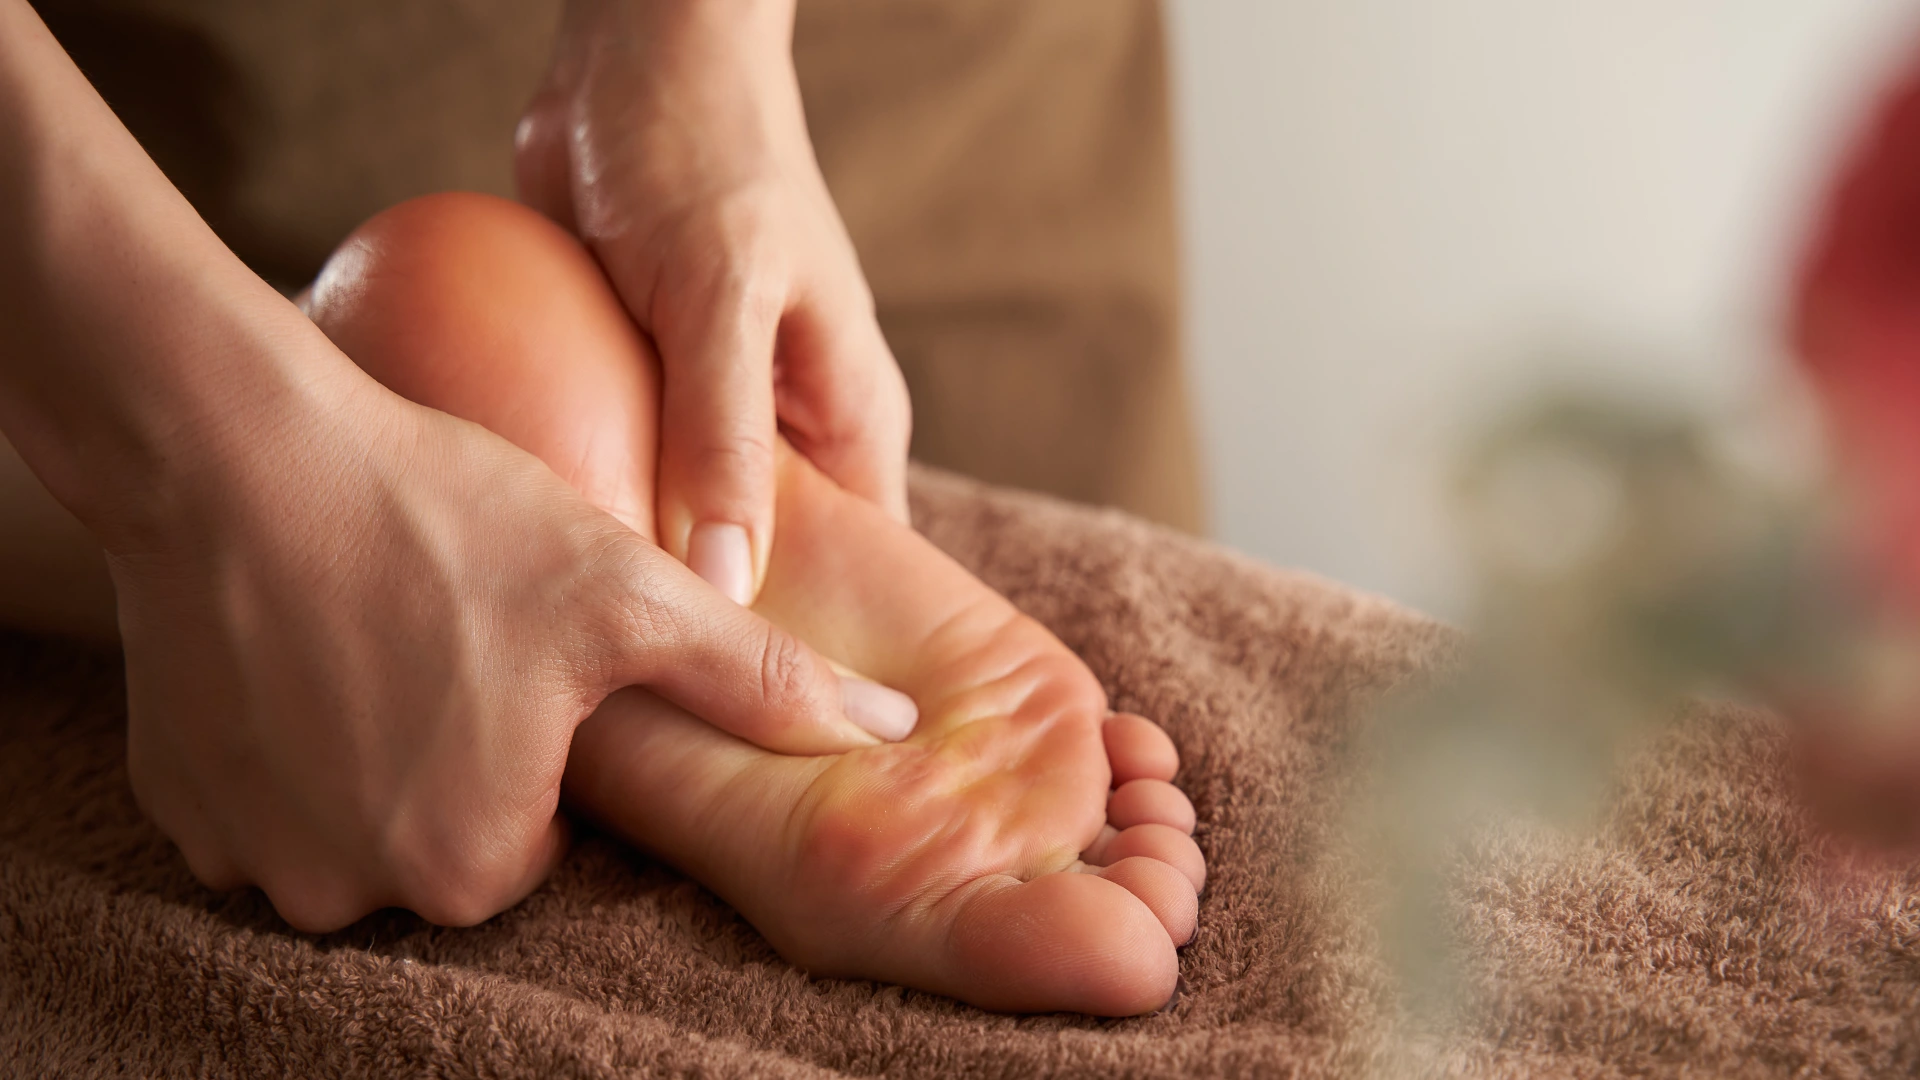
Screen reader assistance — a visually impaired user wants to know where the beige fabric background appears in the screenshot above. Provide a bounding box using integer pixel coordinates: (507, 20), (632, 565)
(34, 0), (1203, 531)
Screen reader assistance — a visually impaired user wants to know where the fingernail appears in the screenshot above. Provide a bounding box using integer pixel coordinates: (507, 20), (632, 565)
(841, 677), (919, 742)
(687, 522), (754, 605)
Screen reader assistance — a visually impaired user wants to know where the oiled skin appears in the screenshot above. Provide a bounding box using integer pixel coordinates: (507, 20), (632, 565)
(307, 193), (1202, 1015)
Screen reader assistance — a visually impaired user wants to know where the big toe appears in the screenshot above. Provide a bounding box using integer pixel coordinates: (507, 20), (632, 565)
(1094, 857), (1198, 944)
(942, 873), (1179, 1016)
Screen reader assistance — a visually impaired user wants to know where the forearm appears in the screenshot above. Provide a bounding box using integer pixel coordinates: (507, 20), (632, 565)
(0, 0), (351, 550)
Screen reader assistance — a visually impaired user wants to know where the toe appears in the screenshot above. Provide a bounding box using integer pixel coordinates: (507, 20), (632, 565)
(943, 874), (1179, 1016)
(1108, 779), (1197, 833)
(1096, 857), (1198, 945)
(1088, 823), (1206, 892)
(1104, 713), (1180, 784)
(1081, 824), (1121, 864)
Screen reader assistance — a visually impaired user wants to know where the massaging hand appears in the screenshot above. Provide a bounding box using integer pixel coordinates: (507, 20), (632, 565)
(0, 0), (881, 932)
(515, 0), (912, 605)
(111, 380), (892, 932)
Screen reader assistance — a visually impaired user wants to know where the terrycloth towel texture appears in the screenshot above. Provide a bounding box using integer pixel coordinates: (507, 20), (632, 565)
(5, 468), (1920, 1076)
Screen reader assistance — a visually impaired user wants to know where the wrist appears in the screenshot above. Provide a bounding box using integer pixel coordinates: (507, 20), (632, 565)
(564, 0), (798, 61)
(0, 4), (368, 557)
(98, 327), (377, 564)
(1, 156), (354, 553)
(539, 0), (818, 247)
(3, 314), (371, 564)
(551, 0), (806, 138)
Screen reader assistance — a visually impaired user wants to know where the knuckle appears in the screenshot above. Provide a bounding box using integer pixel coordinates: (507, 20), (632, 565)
(176, 836), (245, 893)
(384, 812), (554, 928)
(705, 185), (784, 247)
(388, 848), (492, 928)
(261, 870), (366, 934)
(789, 347), (910, 455)
(570, 536), (684, 679)
(723, 262), (788, 328)
(683, 434), (777, 486)
(757, 624), (824, 720)
(398, 856), (528, 928)
(696, 199), (793, 316)
(405, 884), (500, 929)
(614, 579), (690, 661)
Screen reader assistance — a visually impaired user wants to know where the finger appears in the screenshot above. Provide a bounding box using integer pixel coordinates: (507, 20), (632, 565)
(1086, 823), (1206, 892)
(259, 860), (377, 934)
(1104, 713), (1180, 784)
(649, 243), (785, 606)
(1108, 779), (1197, 834)
(580, 535), (905, 752)
(775, 285), (912, 522)
(1094, 857), (1199, 945)
(512, 95), (579, 232)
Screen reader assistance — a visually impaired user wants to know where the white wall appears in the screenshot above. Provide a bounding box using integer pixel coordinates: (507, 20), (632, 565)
(1167, 0), (1919, 617)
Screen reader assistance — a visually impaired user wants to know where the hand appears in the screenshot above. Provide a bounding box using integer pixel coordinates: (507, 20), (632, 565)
(111, 367), (880, 931)
(0, 0), (876, 933)
(515, 0), (911, 605)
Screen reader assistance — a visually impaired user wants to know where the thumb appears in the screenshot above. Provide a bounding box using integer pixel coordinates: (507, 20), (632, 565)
(577, 536), (917, 754)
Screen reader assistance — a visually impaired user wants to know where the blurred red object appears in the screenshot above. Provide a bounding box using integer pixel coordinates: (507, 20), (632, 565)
(1793, 45), (1920, 843)
(1797, 45), (1920, 606)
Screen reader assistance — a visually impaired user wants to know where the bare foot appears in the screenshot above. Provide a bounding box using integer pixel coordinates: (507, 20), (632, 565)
(307, 193), (1205, 1014)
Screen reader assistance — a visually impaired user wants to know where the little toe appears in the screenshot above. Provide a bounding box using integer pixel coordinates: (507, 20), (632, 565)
(1095, 856), (1199, 945)
(1089, 823), (1206, 892)
(944, 873), (1178, 1016)
(1108, 779), (1197, 833)
(1104, 713), (1180, 784)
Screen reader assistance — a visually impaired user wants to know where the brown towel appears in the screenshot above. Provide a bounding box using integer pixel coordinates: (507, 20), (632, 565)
(6, 468), (1914, 1076)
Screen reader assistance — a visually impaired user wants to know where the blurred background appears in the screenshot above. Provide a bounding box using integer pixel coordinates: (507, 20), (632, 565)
(1168, 0), (1918, 618)
(35, 0), (1920, 623)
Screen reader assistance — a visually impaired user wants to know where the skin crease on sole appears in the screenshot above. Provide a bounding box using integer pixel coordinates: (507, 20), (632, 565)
(305, 192), (1207, 1016)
